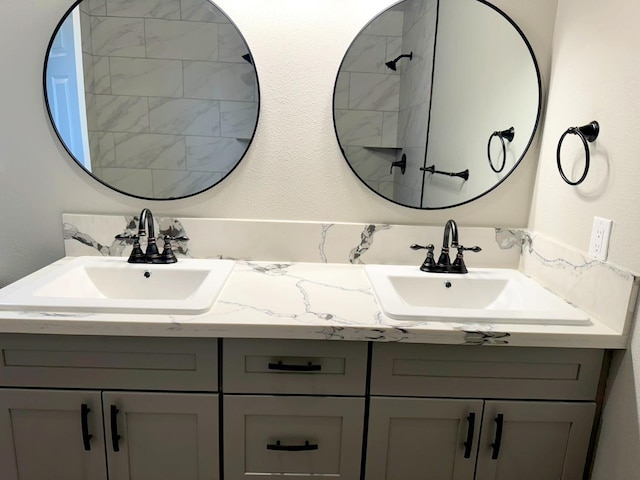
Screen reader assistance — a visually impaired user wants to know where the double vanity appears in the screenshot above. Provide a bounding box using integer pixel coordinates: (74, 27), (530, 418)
(11, 0), (631, 477)
(0, 213), (636, 480)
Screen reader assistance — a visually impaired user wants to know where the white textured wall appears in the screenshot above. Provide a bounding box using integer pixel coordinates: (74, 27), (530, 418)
(528, 0), (640, 476)
(0, 0), (556, 286)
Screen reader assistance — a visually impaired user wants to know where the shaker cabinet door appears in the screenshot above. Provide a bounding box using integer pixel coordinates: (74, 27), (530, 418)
(224, 395), (364, 480)
(103, 391), (219, 480)
(0, 389), (106, 480)
(475, 400), (595, 480)
(365, 397), (483, 480)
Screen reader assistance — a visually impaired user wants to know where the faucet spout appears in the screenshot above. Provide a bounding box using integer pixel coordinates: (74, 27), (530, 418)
(438, 219), (459, 266)
(128, 208), (161, 263)
(138, 208), (155, 239)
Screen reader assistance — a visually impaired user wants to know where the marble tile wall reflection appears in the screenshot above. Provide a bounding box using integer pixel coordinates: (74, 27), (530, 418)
(336, 8), (403, 197)
(395, 0), (437, 208)
(79, 0), (258, 198)
(344, 146), (396, 199)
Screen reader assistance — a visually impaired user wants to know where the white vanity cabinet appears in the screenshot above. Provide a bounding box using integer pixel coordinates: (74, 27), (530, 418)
(366, 343), (603, 480)
(0, 335), (220, 480)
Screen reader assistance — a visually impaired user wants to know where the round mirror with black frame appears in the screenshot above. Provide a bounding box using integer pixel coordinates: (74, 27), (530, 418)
(44, 0), (260, 200)
(333, 0), (541, 209)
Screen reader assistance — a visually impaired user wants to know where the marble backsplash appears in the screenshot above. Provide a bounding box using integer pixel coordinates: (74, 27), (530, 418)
(62, 214), (638, 337)
(520, 231), (639, 335)
(62, 214), (521, 267)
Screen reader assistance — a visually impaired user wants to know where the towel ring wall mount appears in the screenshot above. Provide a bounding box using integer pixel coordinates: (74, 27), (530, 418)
(556, 121), (600, 186)
(487, 127), (515, 173)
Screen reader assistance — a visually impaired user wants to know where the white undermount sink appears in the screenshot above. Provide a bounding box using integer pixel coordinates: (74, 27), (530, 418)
(0, 256), (235, 315)
(365, 264), (590, 325)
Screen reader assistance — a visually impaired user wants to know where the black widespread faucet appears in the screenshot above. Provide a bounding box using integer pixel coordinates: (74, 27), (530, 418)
(128, 208), (177, 264)
(437, 219), (459, 267)
(410, 219), (481, 274)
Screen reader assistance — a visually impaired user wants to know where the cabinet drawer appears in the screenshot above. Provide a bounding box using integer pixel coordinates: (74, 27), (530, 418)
(224, 395), (364, 480)
(371, 343), (603, 400)
(223, 339), (367, 395)
(0, 334), (218, 391)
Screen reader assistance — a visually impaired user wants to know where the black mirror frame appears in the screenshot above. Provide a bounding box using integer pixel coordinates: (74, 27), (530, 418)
(43, 0), (261, 201)
(332, 0), (542, 210)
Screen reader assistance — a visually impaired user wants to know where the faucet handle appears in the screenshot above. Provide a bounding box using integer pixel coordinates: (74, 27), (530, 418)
(115, 233), (136, 240)
(411, 244), (438, 272)
(160, 236), (178, 264)
(410, 243), (432, 251)
(127, 236), (147, 263)
(451, 245), (482, 274)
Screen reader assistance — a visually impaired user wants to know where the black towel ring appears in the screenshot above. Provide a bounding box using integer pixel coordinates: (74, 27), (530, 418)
(487, 127), (515, 173)
(556, 121), (600, 186)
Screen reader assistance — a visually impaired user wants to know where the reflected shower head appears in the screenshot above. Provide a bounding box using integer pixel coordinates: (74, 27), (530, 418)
(385, 52), (413, 71)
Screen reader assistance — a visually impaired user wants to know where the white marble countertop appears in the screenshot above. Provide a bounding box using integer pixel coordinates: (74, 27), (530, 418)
(0, 258), (626, 349)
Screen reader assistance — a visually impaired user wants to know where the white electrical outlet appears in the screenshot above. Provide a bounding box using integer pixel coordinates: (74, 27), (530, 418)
(588, 217), (613, 261)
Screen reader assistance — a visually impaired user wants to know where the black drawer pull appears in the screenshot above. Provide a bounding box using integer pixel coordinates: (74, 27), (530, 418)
(267, 440), (319, 452)
(463, 412), (475, 459)
(80, 404), (93, 451)
(491, 413), (504, 460)
(268, 361), (322, 372)
(110, 405), (121, 452)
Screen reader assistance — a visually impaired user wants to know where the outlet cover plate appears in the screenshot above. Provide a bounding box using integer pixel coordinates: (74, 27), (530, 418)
(588, 217), (613, 261)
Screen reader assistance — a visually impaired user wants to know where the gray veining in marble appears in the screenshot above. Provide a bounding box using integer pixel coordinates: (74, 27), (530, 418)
(149, 98), (221, 136)
(334, 110), (383, 146)
(90, 132), (116, 168)
(350, 224), (392, 264)
(145, 19), (218, 61)
(110, 58), (183, 98)
(345, 146), (395, 183)
(349, 73), (399, 111)
(319, 224), (333, 263)
(100, 168), (154, 198)
(90, 17), (145, 57)
(95, 95), (150, 132)
(220, 101), (259, 138)
(64, 217), (191, 257)
(381, 112), (399, 147)
(114, 133), (186, 170)
(87, 0), (107, 16)
(219, 23), (248, 63)
(186, 137), (245, 172)
(180, 0), (229, 23)
(107, 0), (181, 19)
(363, 10), (404, 36)
(494, 228), (527, 250)
(342, 35), (389, 74)
(80, 12), (92, 54)
(183, 62), (257, 101)
(92, 56), (112, 95)
(62, 215), (523, 270)
(522, 231), (630, 276)
(334, 72), (350, 110)
(463, 331), (511, 345)
(152, 170), (222, 198)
